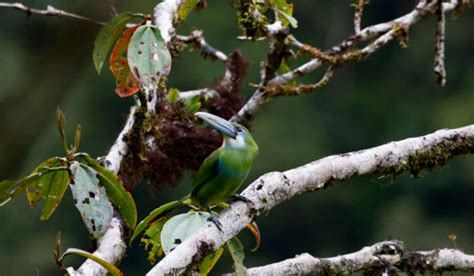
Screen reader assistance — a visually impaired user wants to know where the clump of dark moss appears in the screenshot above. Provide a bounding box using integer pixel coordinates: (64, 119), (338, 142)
(119, 99), (221, 192)
(382, 134), (474, 178)
(118, 50), (249, 192)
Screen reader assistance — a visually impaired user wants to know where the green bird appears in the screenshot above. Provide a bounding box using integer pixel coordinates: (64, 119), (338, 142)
(191, 112), (259, 210)
(129, 112), (258, 242)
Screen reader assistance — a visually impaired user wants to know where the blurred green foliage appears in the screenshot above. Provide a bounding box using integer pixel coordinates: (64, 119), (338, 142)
(0, 0), (473, 275)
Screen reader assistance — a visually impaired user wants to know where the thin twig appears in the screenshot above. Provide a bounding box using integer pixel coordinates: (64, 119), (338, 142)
(179, 88), (217, 100)
(352, 0), (368, 34)
(232, 0), (463, 123)
(434, 0), (447, 86)
(176, 30), (228, 62)
(0, 2), (105, 25)
(262, 66), (335, 97)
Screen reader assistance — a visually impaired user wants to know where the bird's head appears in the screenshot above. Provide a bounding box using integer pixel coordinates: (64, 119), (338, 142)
(195, 112), (258, 152)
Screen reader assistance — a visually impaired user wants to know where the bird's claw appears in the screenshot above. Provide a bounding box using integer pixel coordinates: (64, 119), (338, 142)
(207, 216), (223, 232)
(231, 194), (253, 204)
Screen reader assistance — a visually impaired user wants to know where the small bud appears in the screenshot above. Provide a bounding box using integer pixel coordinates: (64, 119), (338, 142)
(56, 108), (66, 136)
(448, 234), (457, 241)
(74, 124), (82, 151)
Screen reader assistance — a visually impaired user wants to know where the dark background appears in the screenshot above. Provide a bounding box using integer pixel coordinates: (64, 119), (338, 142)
(0, 0), (473, 275)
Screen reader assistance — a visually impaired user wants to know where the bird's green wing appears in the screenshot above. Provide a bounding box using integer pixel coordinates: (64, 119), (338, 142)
(191, 149), (222, 196)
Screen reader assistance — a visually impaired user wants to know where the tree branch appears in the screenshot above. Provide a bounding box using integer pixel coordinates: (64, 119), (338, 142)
(66, 217), (126, 275)
(176, 31), (228, 62)
(232, 0), (465, 123)
(65, 107), (139, 275)
(434, 0), (447, 86)
(0, 2), (105, 25)
(243, 240), (474, 275)
(153, 0), (184, 43)
(179, 88), (217, 100)
(147, 124), (474, 274)
(352, 0), (368, 34)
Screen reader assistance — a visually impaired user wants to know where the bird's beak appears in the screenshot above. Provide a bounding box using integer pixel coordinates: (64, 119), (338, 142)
(195, 112), (237, 139)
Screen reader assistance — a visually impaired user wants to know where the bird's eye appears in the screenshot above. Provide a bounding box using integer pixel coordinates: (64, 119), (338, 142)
(236, 127), (243, 133)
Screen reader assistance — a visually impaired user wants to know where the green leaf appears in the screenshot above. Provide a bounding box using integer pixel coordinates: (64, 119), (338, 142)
(199, 246), (224, 275)
(130, 200), (184, 244)
(80, 156), (137, 230)
(127, 23), (172, 88)
(226, 237), (246, 276)
(0, 162), (59, 206)
(69, 162), (114, 239)
(166, 88), (180, 104)
(184, 95), (201, 114)
(27, 172), (54, 207)
(59, 248), (122, 276)
(25, 157), (70, 219)
(274, 7), (298, 28)
(0, 180), (24, 206)
(27, 157), (65, 206)
(140, 216), (169, 264)
(161, 211), (210, 255)
(178, 0), (199, 21)
(40, 169), (70, 220)
(93, 13), (138, 74)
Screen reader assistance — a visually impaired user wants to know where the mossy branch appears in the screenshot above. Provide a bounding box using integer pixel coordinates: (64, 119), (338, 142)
(244, 240), (474, 275)
(148, 125), (474, 274)
(233, 0), (469, 123)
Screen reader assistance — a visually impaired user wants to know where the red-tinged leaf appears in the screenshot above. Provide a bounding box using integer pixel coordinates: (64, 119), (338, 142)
(246, 221), (261, 251)
(93, 13), (141, 74)
(110, 25), (141, 97)
(40, 169), (70, 220)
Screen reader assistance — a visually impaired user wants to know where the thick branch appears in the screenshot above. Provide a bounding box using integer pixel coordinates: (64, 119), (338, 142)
(244, 240), (474, 275)
(65, 107), (138, 275)
(66, 218), (126, 275)
(0, 2), (104, 25)
(153, 0), (184, 43)
(148, 125), (474, 274)
(104, 106), (138, 174)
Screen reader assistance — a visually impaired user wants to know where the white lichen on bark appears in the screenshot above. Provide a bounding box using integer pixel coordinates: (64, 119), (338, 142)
(148, 125), (474, 275)
(245, 240), (474, 275)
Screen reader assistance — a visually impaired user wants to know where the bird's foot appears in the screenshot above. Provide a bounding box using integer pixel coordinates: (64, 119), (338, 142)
(207, 215), (223, 232)
(230, 194), (253, 204)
